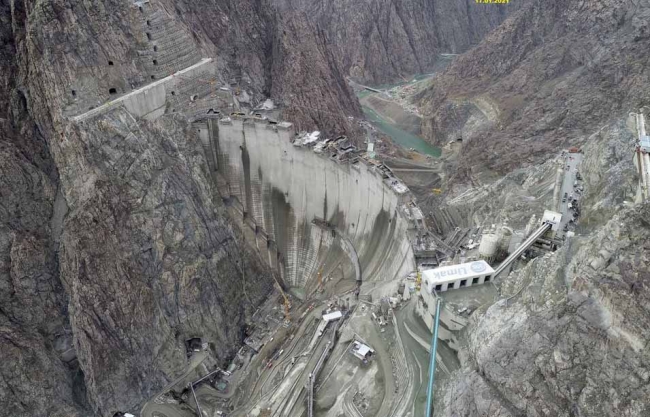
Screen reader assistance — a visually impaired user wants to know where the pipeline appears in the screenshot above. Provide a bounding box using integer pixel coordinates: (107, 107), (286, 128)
(425, 297), (442, 417)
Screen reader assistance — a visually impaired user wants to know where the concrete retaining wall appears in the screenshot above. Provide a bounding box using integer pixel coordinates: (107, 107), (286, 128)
(72, 58), (215, 122)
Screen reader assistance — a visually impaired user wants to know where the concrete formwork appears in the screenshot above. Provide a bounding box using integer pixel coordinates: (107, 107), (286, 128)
(214, 119), (417, 289)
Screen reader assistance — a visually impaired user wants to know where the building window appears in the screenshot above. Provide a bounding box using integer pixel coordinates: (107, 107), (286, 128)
(146, 32), (151, 40)
(435, 284), (442, 292)
(108, 61), (114, 66)
(472, 277), (479, 284)
(152, 59), (158, 65)
(153, 45), (158, 52)
(109, 88), (117, 95)
(71, 90), (76, 97)
(460, 279), (467, 287)
(485, 275), (491, 283)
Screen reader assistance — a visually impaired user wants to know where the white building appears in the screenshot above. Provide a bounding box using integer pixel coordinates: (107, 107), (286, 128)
(542, 210), (562, 233)
(350, 341), (375, 363)
(422, 260), (495, 293)
(322, 310), (343, 322)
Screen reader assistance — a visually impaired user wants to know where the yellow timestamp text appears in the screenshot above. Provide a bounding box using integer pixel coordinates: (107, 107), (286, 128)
(476, 0), (509, 3)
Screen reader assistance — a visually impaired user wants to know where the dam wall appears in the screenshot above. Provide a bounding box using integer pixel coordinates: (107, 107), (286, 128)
(213, 117), (417, 289)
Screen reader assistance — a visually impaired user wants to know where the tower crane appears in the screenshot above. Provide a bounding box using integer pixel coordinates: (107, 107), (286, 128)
(170, 72), (219, 98)
(274, 281), (291, 322)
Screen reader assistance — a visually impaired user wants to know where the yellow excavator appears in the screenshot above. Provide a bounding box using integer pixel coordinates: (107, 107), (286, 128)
(432, 188), (442, 195)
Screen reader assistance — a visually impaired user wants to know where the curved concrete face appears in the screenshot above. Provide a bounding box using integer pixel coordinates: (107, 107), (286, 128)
(215, 119), (416, 290)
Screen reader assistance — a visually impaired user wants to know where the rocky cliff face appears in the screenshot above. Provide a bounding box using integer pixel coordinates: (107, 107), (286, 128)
(417, 0), (650, 177)
(442, 203), (650, 417)
(1, 0), (276, 415)
(1, 0), (83, 415)
(277, 0), (520, 85)
(431, 112), (650, 416)
(166, 0), (363, 136)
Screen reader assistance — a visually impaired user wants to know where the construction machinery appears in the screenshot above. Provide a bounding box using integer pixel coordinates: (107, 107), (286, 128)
(275, 282), (291, 322)
(171, 72), (219, 98)
(432, 188), (442, 194)
(317, 270), (324, 293)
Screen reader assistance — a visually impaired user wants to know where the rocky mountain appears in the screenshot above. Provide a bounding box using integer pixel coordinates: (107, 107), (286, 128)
(0, 0), (277, 415)
(442, 203), (650, 416)
(274, 0), (522, 84)
(404, 3), (650, 415)
(425, 109), (650, 416)
(165, 0), (363, 135)
(3, 0), (649, 415)
(417, 0), (650, 178)
(277, 0), (521, 85)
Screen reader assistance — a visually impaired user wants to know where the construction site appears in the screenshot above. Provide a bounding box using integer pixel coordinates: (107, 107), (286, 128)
(63, 3), (597, 417)
(133, 112), (586, 417)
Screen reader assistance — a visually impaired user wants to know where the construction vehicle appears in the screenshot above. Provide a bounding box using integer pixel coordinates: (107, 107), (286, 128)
(415, 270), (422, 290)
(317, 270), (324, 293)
(432, 188), (442, 195)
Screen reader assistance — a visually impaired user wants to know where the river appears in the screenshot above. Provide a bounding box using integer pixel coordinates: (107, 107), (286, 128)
(357, 75), (444, 158)
(361, 104), (441, 158)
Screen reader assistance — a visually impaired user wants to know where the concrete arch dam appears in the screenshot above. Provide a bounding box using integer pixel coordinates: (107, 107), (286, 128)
(209, 117), (416, 291)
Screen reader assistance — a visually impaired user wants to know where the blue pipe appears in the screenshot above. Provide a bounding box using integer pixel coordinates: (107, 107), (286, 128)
(425, 298), (442, 417)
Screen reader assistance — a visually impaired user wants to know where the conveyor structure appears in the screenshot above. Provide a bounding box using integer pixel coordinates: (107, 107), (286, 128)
(493, 222), (552, 277)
